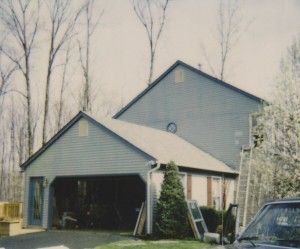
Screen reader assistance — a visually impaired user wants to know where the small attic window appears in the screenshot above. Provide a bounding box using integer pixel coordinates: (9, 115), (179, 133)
(175, 69), (184, 83)
(79, 119), (89, 137)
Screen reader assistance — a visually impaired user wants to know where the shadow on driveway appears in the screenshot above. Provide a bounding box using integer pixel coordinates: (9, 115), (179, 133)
(0, 230), (133, 249)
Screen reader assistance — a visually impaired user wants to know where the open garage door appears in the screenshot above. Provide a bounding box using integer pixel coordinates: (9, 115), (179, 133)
(51, 175), (146, 231)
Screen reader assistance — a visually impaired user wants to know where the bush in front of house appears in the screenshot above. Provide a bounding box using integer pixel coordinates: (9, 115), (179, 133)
(200, 206), (236, 242)
(154, 161), (190, 238)
(200, 206), (221, 232)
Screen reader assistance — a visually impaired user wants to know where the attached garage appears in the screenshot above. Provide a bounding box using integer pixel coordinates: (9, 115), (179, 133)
(21, 112), (237, 234)
(52, 175), (145, 230)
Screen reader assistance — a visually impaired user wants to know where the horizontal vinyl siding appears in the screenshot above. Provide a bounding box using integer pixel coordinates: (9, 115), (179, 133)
(24, 117), (153, 228)
(26, 118), (152, 178)
(117, 65), (261, 169)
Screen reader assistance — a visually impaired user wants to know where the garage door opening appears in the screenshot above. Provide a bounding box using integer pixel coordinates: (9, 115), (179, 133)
(51, 175), (146, 231)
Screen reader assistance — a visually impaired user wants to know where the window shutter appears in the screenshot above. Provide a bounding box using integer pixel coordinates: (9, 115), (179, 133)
(187, 174), (192, 200)
(207, 176), (212, 207)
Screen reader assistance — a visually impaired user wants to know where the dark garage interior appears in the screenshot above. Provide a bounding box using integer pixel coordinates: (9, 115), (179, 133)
(51, 175), (146, 231)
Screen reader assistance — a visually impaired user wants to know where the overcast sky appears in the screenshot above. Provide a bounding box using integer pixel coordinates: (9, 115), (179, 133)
(86, 0), (300, 105)
(5, 0), (299, 115)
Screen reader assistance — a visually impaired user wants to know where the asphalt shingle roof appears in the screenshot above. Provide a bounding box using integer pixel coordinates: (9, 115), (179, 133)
(91, 113), (237, 175)
(21, 112), (237, 175)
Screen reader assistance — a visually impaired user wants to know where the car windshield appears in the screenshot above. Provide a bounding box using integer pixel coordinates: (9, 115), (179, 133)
(240, 202), (300, 248)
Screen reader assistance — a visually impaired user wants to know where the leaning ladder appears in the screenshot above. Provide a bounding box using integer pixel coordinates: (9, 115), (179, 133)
(242, 146), (253, 227)
(235, 147), (245, 205)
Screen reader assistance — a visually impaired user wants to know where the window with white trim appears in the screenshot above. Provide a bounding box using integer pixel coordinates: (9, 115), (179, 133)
(212, 177), (222, 210)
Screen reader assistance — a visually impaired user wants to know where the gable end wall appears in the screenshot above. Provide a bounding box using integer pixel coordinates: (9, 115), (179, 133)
(117, 65), (261, 169)
(23, 117), (153, 228)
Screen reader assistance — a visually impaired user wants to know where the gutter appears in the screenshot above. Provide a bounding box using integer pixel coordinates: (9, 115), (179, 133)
(146, 160), (160, 235)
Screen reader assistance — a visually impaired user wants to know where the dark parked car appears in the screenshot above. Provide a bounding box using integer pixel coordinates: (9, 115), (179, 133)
(228, 198), (300, 248)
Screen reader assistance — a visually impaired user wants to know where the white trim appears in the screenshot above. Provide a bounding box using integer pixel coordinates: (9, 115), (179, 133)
(146, 160), (160, 235)
(212, 176), (222, 210)
(179, 172), (187, 198)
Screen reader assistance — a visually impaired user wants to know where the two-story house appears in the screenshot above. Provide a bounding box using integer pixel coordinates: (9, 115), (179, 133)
(21, 61), (262, 234)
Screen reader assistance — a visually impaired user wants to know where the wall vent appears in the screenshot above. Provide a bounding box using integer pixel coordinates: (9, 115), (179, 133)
(175, 69), (184, 83)
(79, 119), (89, 137)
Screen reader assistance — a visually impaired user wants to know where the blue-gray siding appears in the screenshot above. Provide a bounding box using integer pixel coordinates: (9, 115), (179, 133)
(24, 117), (153, 228)
(117, 65), (261, 169)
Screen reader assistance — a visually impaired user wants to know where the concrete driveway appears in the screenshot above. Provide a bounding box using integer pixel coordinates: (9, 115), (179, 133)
(0, 230), (132, 249)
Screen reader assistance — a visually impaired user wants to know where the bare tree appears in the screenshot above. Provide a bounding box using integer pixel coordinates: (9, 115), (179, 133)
(0, 0), (40, 156)
(132, 0), (169, 85)
(238, 37), (300, 222)
(0, 137), (5, 200)
(78, 0), (104, 113)
(0, 39), (18, 98)
(201, 0), (247, 81)
(42, 0), (83, 144)
(0, 43), (18, 119)
(55, 42), (72, 131)
(0, 95), (27, 201)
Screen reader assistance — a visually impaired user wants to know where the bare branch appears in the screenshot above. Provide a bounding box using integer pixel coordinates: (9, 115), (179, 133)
(0, 0), (40, 156)
(201, 0), (248, 81)
(42, 0), (83, 144)
(132, 0), (170, 85)
(78, 0), (105, 113)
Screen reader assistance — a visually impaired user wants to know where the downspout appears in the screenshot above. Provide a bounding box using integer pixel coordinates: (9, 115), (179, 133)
(146, 160), (160, 235)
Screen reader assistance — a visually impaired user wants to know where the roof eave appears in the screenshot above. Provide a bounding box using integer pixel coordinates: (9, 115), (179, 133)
(159, 161), (238, 176)
(20, 111), (158, 171)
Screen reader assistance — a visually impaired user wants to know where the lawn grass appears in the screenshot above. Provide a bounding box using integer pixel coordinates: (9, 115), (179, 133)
(95, 239), (211, 249)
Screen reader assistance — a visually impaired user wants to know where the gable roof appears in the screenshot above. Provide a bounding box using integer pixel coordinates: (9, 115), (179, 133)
(114, 60), (264, 118)
(21, 111), (237, 175)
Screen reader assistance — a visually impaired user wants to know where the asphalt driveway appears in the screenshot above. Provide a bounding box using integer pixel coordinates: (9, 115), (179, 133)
(0, 230), (132, 249)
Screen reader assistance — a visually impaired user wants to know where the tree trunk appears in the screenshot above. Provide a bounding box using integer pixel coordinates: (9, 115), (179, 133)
(42, 62), (52, 145)
(25, 57), (33, 156)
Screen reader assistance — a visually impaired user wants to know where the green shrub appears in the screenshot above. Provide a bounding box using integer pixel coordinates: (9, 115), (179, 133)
(200, 206), (222, 232)
(216, 224), (223, 235)
(200, 206), (236, 241)
(154, 161), (190, 238)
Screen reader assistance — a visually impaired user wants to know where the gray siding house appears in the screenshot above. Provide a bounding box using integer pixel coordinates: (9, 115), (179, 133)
(21, 61), (262, 234)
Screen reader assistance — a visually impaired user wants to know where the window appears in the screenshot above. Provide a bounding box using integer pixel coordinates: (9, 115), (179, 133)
(78, 119), (89, 137)
(175, 69), (184, 83)
(166, 122), (177, 133)
(212, 177), (222, 210)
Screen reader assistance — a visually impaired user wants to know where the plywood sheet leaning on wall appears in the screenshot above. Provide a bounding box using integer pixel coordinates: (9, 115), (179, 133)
(133, 202), (146, 236)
